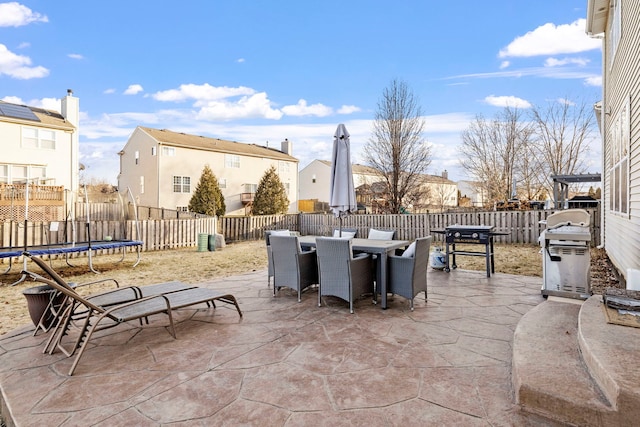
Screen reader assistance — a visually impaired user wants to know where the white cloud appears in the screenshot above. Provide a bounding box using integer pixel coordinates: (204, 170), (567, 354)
(68, 53), (84, 60)
(448, 67), (601, 82)
(1, 95), (60, 112)
(30, 97), (60, 111)
(337, 105), (361, 114)
(103, 88), (116, 94)
(557, 98), (575, 106)
(499, 61), (510, 69)
(0, 2), (48, 27)
(236, 58), (245, 63)
(499, 19), (601, 58)
(585, 76), (602, 86)
(544, 57), (589, 67)
(195, 92), (283, 120)
(0, 43), (49, 79)
(281, 99), (333, 117)
(124, 84), (144, 95)
(17, 42), (29, 49)
(1, 95), (23, 103)
(152, 83), (255, 102)
(484, 95), (532, 108)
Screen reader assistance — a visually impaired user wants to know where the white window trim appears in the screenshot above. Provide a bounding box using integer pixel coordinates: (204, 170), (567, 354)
(609, 96), (629, 217)
(21, 127), (56, 150)
(608, 0), (622, 69)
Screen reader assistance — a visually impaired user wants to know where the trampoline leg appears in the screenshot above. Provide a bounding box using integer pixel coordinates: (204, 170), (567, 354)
(10, 258), (28, 286)
(88, 250), (100, 274)
(132, 246), (141, 268)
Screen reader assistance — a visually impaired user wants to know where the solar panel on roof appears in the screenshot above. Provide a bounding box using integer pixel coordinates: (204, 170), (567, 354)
(0, 103), (41, 122)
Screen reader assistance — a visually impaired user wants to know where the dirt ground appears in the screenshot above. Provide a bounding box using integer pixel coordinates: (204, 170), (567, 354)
(0, 241), (620, 336)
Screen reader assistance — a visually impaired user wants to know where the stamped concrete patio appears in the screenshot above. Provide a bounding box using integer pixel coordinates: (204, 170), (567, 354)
(1, 268), (557, 426)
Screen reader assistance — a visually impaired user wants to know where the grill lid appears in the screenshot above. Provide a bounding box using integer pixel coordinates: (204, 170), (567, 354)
(544, 209), (590, 230)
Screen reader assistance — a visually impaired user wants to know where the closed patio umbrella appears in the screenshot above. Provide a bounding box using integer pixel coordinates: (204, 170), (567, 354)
(329, 124), (356, 236)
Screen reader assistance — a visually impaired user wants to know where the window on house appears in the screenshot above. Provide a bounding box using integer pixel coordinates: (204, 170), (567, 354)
(219, 178), (227, 189)
(151, 146), (157, 156)
(278, 161), (290, 174)
(12, 165), (27, 184)
(284, 182), (290, 194)
(135, 150), (139, 165)
(0, 165), (8, 183)
(31, 166), (46, 184)
(162, 147), (176, 156)
(21, 127), (56, 149)
(173, 176), (191, 193)
(140, 176), (144, 194)
(177, 206), (189, 212)
(609, 98), (629, 215)
(609, 0), (621, 68)
(244, 183), (257, 194)
(225, 154), (240, 168)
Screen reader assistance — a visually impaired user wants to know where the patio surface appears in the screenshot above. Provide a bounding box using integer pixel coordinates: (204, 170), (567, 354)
(1, 268), (558, 426)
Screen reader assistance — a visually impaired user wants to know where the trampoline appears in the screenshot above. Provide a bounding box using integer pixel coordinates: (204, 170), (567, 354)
(2, 185), (144, 285)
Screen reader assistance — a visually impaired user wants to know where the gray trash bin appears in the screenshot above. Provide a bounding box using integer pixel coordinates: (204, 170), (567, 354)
(208, 234), (216, 251)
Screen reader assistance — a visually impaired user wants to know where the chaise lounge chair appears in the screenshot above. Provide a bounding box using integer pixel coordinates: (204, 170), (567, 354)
(22, 251), (242, 375)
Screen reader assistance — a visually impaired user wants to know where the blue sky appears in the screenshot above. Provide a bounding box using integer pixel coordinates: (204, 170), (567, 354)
(1, 1), (602, 185)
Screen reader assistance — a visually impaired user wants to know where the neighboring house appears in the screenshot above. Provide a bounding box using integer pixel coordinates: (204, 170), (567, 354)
(299, 159), (457, 212)
(0, 91), (79, 190)
(586, 0), (638, 286)
(299, 160), (380, 203)
(118, 127), (298, 216)
(0, 90), (80, 221)
(458, 180), (488, 208)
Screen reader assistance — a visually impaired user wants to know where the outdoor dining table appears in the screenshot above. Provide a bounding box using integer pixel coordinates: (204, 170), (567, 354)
(297, 236), (410, 309)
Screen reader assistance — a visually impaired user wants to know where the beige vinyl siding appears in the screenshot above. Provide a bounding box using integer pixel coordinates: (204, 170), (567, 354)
(118, 127), (298, 215)
(602, 0), (640, 276)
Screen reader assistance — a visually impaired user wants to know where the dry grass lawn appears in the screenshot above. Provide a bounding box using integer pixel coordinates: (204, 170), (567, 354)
(1, 241), (543, 336)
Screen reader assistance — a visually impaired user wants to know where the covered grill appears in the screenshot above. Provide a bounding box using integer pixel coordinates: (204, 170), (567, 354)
(443, 225), (500, 277)
(539, 209), (592, 299)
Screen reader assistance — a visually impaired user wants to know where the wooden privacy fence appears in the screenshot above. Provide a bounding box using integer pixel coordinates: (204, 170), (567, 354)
(218, 214), (299, 242)
(0, 217), (217, 263)
(218, 208), (601, 247)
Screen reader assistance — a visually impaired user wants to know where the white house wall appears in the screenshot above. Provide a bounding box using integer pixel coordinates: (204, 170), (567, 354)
(118, 128), (160, 207)
(0, 121), (75, 190)
(119, 129), (298, 216)
(299, 160), (331, 201)
(598, 0), (640, 278)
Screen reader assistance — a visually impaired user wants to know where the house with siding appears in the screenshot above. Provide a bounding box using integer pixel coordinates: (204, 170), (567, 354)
(0, 90), (79, 221)
(117, 127), (298, 216)
(586, 0), (638, 287)
(299, 159), (457, 212)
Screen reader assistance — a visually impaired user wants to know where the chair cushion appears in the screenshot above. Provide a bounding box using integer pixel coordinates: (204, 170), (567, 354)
(270, 229), (290, 236)
(333, 230), (356, 238)
(368, 229), (395, 240)
(402, 241), (417, 258)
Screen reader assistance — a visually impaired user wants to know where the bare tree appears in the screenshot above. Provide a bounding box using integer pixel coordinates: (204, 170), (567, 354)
(529, 97), (595, 193)
(460, 107), (533, 204)
(363, 79), (432, 213)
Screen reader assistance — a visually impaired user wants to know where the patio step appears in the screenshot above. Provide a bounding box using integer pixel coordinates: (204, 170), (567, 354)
(512, 298), (615, 426)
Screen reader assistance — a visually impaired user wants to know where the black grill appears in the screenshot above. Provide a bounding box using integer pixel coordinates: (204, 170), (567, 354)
(445, 225), (494, 244)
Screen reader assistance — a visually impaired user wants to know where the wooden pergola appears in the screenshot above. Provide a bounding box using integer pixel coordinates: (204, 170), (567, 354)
(551, 174), (601, 209)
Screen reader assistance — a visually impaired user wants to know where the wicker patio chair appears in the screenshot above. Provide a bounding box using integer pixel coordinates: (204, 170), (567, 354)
(22, 252), (242, 375)
(382, 236), (431, 311)
(315, 237), (374, 313)
(270, 235), (318, 302)
(265, 229), (291, 287)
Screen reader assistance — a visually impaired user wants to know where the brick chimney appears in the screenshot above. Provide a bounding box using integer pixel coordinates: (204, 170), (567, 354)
(442, 170), (448, 180)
